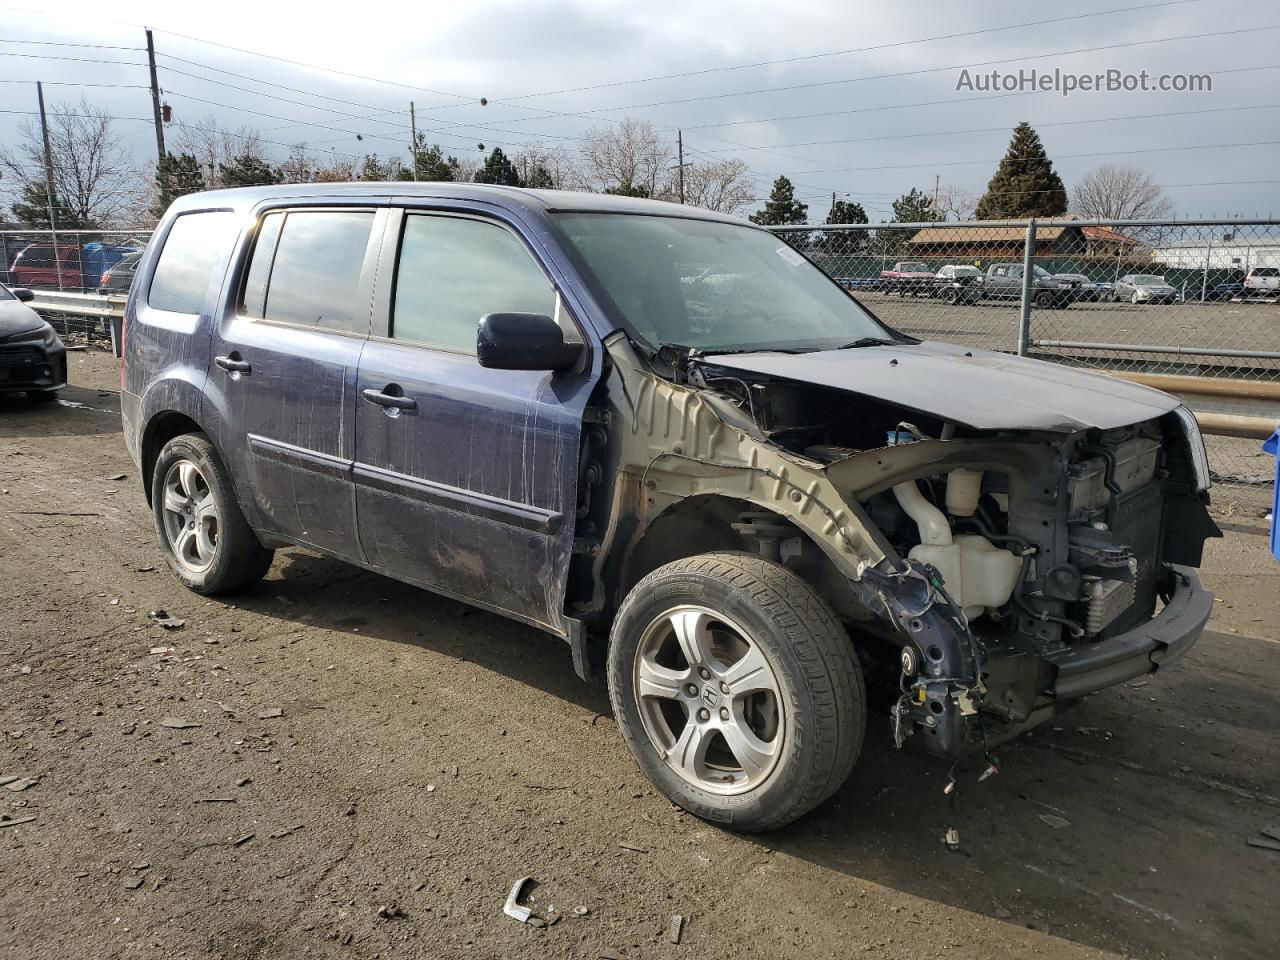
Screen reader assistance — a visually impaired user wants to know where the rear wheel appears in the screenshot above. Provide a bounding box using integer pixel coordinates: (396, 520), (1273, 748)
(608, 552), (864, 832)
(151, 433), (273, 595)
(1034, 290), (1054, 308)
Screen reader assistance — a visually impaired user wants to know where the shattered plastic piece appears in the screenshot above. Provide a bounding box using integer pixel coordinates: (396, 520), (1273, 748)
(257, 708), (283, 720)
(6, 778), (38, 792)
(944, 828), (960, 851)
(148, 610), (186, 629)
(669, 914), (685, 944)
(978, 762), (999, 782)
(124, 876), (144, 890)
(1038, 814), (1072, 829)
(1261, 825), (1280, 843)
(504, 876), (535, 923)
(574, 906), (590, 916)
(233, 833), (255, 846)
(0, 815), (37, 829)
(149, 647), (174, 656)
(1247, 836), (1280, 852)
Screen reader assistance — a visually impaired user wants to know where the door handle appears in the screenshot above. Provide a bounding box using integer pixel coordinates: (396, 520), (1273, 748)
(214, 355), (251, 374)
(361, 387), (417, 411)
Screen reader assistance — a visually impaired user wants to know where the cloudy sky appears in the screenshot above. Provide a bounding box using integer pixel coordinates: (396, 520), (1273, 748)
(1, 0), (1276, 221)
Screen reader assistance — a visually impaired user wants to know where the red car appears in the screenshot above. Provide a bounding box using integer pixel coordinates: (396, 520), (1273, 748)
(879, 260), (935, 296)
(9, 242), (82, 290)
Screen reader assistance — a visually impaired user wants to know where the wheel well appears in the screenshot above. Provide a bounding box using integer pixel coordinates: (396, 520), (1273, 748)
(619, 495), (863, 623)
(140, 411), (203, 504)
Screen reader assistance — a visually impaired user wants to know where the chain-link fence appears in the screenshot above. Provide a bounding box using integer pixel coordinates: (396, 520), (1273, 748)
(774, 217), (1280, 508)
(2, 228), (151, 340)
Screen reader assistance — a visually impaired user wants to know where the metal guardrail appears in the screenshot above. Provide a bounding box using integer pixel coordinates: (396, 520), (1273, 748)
(28, 290), (126, 355)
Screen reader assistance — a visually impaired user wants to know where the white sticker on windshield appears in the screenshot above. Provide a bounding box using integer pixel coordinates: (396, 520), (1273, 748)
(775, 245), (805, 267)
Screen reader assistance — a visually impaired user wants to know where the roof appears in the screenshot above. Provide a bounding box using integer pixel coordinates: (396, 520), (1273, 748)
(909, 216), (1139, 246)
(168, 182), (748, 225)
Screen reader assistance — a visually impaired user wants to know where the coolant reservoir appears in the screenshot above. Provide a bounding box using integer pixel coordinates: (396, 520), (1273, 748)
(907, 535), (1021, 619)
(945, 469), (983, 517)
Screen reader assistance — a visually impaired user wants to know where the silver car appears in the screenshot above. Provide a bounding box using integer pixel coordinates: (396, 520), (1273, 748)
(1114, 274), (1179, 304)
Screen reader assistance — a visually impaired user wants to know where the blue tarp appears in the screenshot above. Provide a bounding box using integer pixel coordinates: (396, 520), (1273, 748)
(1265, 427), (1279, 563)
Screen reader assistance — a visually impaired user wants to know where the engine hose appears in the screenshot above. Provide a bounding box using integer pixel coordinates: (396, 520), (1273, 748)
(1010, 552), (1085, 639)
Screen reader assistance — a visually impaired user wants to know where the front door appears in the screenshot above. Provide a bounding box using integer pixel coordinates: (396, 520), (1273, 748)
(205, 205), (385, 560)
(353, 208), (597, 634)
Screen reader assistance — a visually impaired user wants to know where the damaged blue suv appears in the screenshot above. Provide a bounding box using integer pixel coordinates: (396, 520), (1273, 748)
(121, 185), (1219, 831)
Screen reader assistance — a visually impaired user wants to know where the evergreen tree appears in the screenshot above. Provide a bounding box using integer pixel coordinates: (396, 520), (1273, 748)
(398, 136), (459, 182)
(824, 199), (869, 255)
(974, 122), (1067, 219)
(891, 187), (941, 224)
(219, 153), (281, 188)
(152, 153), (205, 220)
(603, 179), (649, 198)
(474, 147), (520, 186)
(10, 182), (85, 229)
(749, 176), (808, 226)
(356, 154), (392, 181)
(523, 165), (554, 189)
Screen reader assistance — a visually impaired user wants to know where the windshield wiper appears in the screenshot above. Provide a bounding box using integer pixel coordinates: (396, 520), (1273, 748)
(834, 337), (901, 349)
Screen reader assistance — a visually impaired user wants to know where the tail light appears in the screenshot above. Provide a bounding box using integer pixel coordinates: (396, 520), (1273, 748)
(100, 271), (110, 285)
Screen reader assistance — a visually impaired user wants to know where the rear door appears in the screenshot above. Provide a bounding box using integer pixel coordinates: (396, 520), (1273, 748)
(352, 206), (597, 635)
(204, 204), (386, 560)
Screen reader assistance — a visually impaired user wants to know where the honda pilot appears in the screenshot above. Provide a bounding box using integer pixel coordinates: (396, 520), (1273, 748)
(121, 185), (1219, 831)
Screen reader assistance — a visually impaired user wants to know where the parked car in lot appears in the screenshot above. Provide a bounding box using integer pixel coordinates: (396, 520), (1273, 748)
(98, 251), (143, 295)
(121, 185), (1219, 831)
(933, 264), (984, 304)
(983, 262), (1078, 308)
(880, 261), (935, 296)
(1052, 273), (1109, 302)
(1206, 281), (1245, 302)
(1244, 266), (1280, 296)
(1115, 274), (1179, 304)
(0, 282), (66, 400)
(9, 242), (82, 290)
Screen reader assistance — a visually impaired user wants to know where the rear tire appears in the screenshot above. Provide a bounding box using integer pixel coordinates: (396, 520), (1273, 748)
(151, 432), (273, 595)
(608, 552), (864, 832)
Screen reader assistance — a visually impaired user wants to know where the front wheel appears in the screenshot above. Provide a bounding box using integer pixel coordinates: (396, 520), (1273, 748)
(151, 433), (274, 595)
(608, 552), (865, 832)
(27, 389), (58, 402)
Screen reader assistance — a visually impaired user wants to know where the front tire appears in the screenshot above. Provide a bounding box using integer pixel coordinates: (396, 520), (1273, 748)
(27, 389), (58, 402)
(151, 433), (273, 595)
(608, 552), (864, 832)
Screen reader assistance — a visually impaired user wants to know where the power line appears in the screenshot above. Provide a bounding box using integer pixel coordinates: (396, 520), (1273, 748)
(0, 51), (145, 67)
(0, 39), (140, 51)
(694, 102), (1280, 155)
(492, 24), (1280, 121)
(489, 0), (1204, 104)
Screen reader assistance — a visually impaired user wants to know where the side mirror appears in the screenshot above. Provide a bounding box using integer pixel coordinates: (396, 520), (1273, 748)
(11, 288), (35, 302)
(477, 313), (582, 372)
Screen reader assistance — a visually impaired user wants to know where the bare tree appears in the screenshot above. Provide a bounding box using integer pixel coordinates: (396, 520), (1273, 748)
(171, 114), (270, 188)
(508, 143), (582, 189)
(682, 158), (755, 214)
(934, 183), (981, 221)
(0, 96), (139, 227)
(578, 118), (674, 198)
(278, 143), (316, 184)
(1071, 164), (1174, 221)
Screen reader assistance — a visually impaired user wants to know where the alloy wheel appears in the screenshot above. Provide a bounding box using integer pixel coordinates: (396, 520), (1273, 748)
(633, 605), (785, 795)
(160, 459), (219, 574)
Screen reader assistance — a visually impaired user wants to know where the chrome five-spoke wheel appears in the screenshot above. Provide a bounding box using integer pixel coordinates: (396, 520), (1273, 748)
(634, 604), (784, 795)
(160, 459), (219, 574)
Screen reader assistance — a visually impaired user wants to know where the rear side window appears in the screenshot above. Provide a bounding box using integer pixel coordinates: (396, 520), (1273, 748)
(392, 214), (556, 353)
(149, 211), (238, 314)
(20, 247), (53, 267)
(243, 210), (374, 332)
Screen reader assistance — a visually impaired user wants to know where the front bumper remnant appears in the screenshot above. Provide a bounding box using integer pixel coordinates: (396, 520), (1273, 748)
(1045, 564), (1212, 700)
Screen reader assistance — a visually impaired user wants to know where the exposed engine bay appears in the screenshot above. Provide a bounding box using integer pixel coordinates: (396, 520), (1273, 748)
(594, 344), (1223, 761)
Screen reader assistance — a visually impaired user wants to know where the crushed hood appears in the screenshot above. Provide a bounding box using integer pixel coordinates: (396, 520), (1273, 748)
(706, 340), (1179, 432)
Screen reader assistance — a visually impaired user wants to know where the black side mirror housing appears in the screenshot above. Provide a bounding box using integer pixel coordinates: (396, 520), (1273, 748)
(12, 288), (35, 302)
(477, 313), (582, 372)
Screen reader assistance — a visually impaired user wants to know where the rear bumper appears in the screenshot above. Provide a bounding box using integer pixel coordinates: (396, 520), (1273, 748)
(1045, 565), (1212, 700)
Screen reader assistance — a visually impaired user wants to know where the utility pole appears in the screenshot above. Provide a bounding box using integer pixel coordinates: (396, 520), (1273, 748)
(677, 130), (685, 204)
(35, 81), (63, 291)
(146, 28), (165, 163)
(409, 101), (419, 180)
(932, 174), (940, 210)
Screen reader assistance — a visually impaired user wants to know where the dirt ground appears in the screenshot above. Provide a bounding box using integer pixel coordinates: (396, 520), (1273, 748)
(2, 350), (1277, 960)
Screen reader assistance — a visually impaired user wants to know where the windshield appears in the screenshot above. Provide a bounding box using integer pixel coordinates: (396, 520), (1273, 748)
(948, 266), (981, 277)
(1252, 267), (1279, 277)
(1031, 265), (1051, 279)
(1133, 275), (1166, 284)
(899, 262), (929, 272)
(555, 213), (889, 353)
